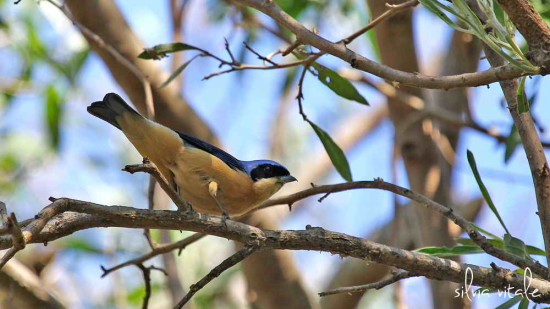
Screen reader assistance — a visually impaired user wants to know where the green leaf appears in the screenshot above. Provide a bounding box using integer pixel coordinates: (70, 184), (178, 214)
(308, 120), (353, 181)
(159, 55), (198, 88)
(138, 42), (200, 60)
(415, 245), (483, 256)
(495, 295), (522, 309)
(64, 237), (103, 254)
(517, 76), (529, 113)
(66, 48), (90, 83)
(504, 124), (521, 163)
(470, 223), (502, 240)
(277, 0), (312, 18)
(526, 244), (546, 256)
(467, 150), (510, 234)
(504, 233), (529, 259)
(310, 63), (369, 105)
(456, 238), (545, 256)
(44, 85), (63, 150)
(518, 297), (529, 309)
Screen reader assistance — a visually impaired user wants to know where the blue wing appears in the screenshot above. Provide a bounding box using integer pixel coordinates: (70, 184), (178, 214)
(176, 132), (245, 172)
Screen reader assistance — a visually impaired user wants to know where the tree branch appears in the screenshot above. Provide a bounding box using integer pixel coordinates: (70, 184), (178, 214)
(174, 246), (258, 308)
(231, 0), (530, 89)
(319, 270), (417, 297)
(1, 197), (549, 302)
(496, 0), (550, 71)
(101, 233), (205, 277)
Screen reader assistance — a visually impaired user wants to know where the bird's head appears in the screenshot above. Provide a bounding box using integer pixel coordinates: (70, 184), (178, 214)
(243, 160), (297, 185)
(243, 160), (297, 199)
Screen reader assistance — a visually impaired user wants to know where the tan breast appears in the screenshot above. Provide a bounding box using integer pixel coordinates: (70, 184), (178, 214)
(115, 113), (281, 216)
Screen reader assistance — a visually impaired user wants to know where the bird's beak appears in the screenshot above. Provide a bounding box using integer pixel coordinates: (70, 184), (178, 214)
(279, 175), (298, 183)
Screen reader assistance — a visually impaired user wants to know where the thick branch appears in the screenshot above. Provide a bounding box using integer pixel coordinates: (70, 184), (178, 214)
(1, 198), (549, 302)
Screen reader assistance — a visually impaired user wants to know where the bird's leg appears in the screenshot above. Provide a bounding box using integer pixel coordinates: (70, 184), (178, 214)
(208, 181), (230, 223)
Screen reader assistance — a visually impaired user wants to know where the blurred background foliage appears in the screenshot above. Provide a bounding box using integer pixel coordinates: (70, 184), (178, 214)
(0, 0), (550, 308)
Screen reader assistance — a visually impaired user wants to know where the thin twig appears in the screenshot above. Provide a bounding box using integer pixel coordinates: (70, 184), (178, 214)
(101, 233), (205, 277)
(45, 0), (155, 118)
(145, 176), (157, 249)
(243, 41), (278, 66)
(137, 264), (152, 309)
(339, 70), (550, 148)
(341, 0), (419, 45)
(123, 163), (193, 213)
(257, 181), (550, 278)
(234, 0), (531, 89)
(319, 270), (417, 296)
(0, 213), (25, 269)
(0, 202), (8, 232)
(174, 246), (258, 308)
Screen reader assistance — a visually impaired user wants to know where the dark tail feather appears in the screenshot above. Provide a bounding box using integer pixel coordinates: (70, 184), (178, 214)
(87, 93), (141, 130)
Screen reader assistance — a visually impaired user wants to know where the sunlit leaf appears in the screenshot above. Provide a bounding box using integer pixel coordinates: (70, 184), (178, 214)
(456, 237), (545, 256)
(66, 48), (90, 83)
(277, 0), (311, 18)
(64, 237), (103, 254)
(504, 233), (529, 259)
(310, 63), (369, 105)
(517, 76), (529, 113)
(471, 223), (502, 240)
(159, 55), (198, 88)
(415, 245), (484, 256)
(467, 150), (510, 234)
(495, 295), (522, 309)
(517, 297), (529, 309)
(308, 120), (353, 181)
(138, 42), (199, 60)
(504, 124), (520, 163)
(44, 84), (63, 150)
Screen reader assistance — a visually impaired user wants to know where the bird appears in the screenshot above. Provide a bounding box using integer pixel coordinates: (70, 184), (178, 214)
(87, 93), (297, 219)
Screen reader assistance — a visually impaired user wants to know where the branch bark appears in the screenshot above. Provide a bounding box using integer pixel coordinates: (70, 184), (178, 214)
(2, 198), (549, 302)
(232, 0), (528, 89)
(497, 0), (550, 71)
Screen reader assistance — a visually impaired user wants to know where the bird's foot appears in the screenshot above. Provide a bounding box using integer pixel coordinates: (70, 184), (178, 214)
(221, 210), (230, 227)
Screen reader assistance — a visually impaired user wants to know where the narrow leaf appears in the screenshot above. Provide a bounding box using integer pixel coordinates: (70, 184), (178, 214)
(64, 238), (102, 254)
(159, 55), (198, 88)
(467, 150), (510, 234)
(504, 124), (521, 163)
(516, 76), (529, 113)
(44, 85), (63, 150)
(138, 42), (199, 60)
(495, 295), (522, 309)
(415, 245), (484, 256)
(526, 244), (546, 256)
(456, 238), (545, 256)
(308, 120), (353, 181)
(471, 223), (502, 240)
(310, 63), (369, 105)
(504, 233), (529, 259)
(517, 297), (529, 309)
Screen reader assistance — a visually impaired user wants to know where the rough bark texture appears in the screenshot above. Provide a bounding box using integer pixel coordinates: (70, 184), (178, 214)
(4, 198), (549, 302)
(497, 0), (550, 71)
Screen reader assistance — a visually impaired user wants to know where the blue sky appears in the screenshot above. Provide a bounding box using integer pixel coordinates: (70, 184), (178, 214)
(1, 0), (549, 308)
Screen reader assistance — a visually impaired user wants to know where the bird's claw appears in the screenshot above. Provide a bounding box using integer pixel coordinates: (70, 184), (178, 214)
(221, 211), (230, 226)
